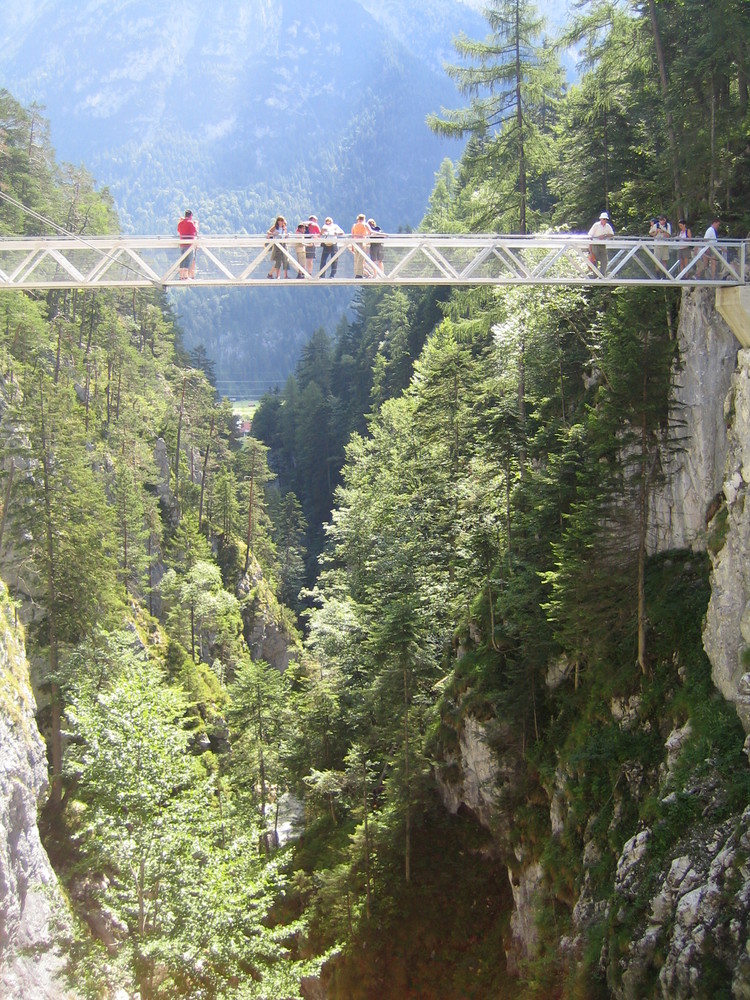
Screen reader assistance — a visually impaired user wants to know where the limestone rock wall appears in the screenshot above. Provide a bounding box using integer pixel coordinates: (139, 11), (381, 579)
(563, 709), (750, 1000)
(238, 559), (297, 673)
(606, 808), (750, 1000)
(649, 288), (738, 553)
(0, 582), (75, 999)
(437, 289), (750, 988)
(650, 289), (750, 733)
(704, 347), (750, 733)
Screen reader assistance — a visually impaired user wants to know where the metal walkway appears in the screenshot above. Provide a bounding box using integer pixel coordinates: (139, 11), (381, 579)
(0, 234), (746, 289)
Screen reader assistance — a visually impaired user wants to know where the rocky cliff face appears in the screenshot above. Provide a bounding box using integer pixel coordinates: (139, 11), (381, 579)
(437, 288), (750, 995)
(649, 287), (750, 731)
(0, 582), (75, 999)
(704, 346), (750, 734)
(649, 287), (738, 554)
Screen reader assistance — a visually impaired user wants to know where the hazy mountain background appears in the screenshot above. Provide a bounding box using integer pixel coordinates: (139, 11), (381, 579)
(0, 0), (570, 393)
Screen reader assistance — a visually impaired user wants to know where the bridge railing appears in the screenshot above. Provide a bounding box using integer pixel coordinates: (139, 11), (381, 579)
(0, 234), (745, 289)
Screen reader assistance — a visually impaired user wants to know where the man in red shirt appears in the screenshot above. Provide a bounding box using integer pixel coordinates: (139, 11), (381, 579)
(306, 214), (321, 275)
(177, 209), (198, 279)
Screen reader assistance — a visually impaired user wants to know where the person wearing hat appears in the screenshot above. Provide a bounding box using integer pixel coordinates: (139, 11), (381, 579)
(177, 209), (199, 279)
(587, 210), (614, 276)
(319, 216), (345, 277)
(306, 215), (321, 275)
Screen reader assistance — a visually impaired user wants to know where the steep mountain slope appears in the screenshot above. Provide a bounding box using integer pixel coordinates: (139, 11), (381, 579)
(0, 0), (487, 390)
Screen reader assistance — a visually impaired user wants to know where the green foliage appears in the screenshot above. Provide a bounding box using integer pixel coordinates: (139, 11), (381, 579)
(5, 0), (750, 989)
(159, 559), (244, 671)
(0, 93), (323, 998)
(428, 0), (564, 233)
(65, 638), (316, 999)
(227, 658), (297, 845)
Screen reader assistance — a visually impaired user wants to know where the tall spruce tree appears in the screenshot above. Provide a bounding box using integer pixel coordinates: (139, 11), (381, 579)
(1, 375), (121, 810)
(428, 0), (563, 232)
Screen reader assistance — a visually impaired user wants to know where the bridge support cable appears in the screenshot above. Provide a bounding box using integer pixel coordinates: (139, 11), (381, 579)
(0, 233), (745, 290)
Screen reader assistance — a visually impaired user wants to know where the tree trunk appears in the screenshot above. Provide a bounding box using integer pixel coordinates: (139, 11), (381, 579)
(646, 0), (683, 208)
(403, 660), (411, 884)
(255, 681), (271, 855)
(363, 753), (372, 919)
(53, 321), (62, 385)
(174, 377), (186, 517)
(709, 79), (717, 207)
(0, 458), (15, 555)
(245, 447), (257, 572)
(517, 334), (527, 474)
(603, 104), (610, 213)
(198, 416), (214, 532)
(39, 382), (62, 811)
(514, 0), (526, 234)
(637, 343), (649, 675)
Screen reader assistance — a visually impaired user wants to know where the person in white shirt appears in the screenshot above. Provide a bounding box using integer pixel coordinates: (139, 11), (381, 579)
(702, 218), (721, 277)
(587, 211), (615, 275)
(319, 216), (345, 277)
(704, 218), (720, 241)
(649, 214), (672, 274)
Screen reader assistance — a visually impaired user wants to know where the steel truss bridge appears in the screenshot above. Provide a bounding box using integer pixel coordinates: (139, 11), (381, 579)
(0, 233), (747, 290)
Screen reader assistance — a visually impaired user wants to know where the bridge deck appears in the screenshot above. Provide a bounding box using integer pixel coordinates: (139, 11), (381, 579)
(0, 234), (745, 289)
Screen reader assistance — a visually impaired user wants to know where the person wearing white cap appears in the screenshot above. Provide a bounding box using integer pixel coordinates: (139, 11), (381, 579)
(588, 210), (615, 275)
(320, 216), (345, 276)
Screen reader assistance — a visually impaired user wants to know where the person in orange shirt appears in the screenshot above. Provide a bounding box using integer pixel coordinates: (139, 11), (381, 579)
(350, 213), (371, 278)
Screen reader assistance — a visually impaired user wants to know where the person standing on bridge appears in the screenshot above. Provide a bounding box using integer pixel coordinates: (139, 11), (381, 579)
(294, 221), (309, 277)
(177, 209), (198, 279)
(701, 218), (721, 278)
(266, 215), (289, 279)
(649, 214), (672, 276)
(676, 218), (693, 273)
(588, 211), (614, 276)
(320, 216), (344, 277)
(367, 218), (385, 275)
(351, 213), (371, 278)
(306, 215), (321, 275)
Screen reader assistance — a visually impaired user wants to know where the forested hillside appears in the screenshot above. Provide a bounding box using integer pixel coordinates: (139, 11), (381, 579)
(0, 87), (323, 999)
(2, 2), (750, 999)
(0, 0), (487, 392)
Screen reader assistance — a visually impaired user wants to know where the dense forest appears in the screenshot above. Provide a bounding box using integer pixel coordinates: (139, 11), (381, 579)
(2, 1), (750, 999)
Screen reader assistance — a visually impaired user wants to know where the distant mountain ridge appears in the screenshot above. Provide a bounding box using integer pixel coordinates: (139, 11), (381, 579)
(0, 0), (562, 390)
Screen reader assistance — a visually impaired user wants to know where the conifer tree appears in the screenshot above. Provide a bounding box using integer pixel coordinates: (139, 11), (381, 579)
(1, 375), (121, 810)
(228, 657), (293, 853)
(271, 491), (307, 611)
(236, 436), (274, 573)
(428, 0), (563, 232)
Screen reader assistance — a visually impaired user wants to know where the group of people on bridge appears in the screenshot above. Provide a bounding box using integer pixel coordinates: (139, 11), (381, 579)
(177, 209), (386, 280)
(587, 209), (726, 277)
(265, 213), (385, 280)
(175, 206), (738, 283)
